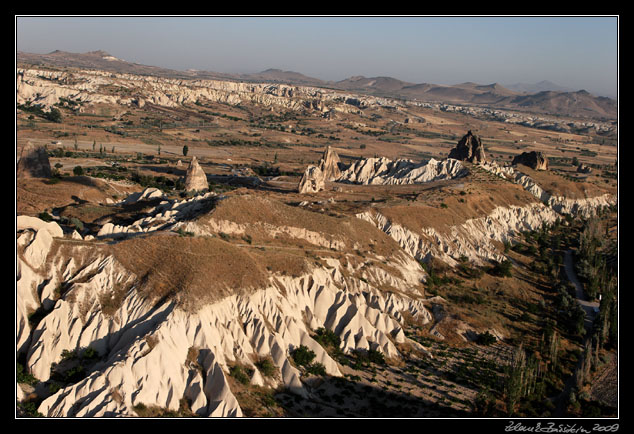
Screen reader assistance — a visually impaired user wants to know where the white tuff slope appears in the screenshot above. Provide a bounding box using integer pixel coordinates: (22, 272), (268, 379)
(358, 203), (561, 267)
(17, 206), (430, 417)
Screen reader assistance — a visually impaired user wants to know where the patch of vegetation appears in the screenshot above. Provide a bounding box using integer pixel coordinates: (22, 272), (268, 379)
(133, 399), (196, 418)
(37, 211), (53, 222)
(291, 345), (316, 367)
(229, 364), (253, 385)
(17, 401), (44, 417)
(313, 327), (341, 349)
(489, 259), (512, 278)
(351, 349), (386, 369)
(476, 331), (497, 346)
(176, 228), (194, 237)
(18, 102), (62, 122)
(291, 345), (327, 377)
(98, 284), (128, 318)
(17, 363), (39, 386)
(254, 357), (277, 378)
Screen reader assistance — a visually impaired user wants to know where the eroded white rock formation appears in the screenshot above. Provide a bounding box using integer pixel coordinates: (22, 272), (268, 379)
(336, 157), (467, 185)
(298, 165), (326, 194)
(17, 67), (403, 116)
(17, 197), (433, 417)
(480, 161), (617, 217)
(358, 203), (561, 267)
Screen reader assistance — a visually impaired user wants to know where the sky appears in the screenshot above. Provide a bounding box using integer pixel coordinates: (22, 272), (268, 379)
(15, 16), (619, 98)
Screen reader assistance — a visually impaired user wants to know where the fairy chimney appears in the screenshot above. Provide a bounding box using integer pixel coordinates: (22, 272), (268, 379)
(184, 156), (208, 192)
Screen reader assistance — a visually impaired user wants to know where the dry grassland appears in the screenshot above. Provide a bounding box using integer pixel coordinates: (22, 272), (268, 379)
(109, 234), (271, 310)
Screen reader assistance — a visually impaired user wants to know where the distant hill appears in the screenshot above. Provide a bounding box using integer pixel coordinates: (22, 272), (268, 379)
(17, 49), (190, 77)
(241, 69), (326, 87)
(335, 75), (416, 94)
(506, 80), (576, 94)
(16, 49), (617, 120)
(504, 90), (618, 119)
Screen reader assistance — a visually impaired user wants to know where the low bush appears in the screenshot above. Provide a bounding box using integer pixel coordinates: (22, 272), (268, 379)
(476, 331), (497, 346)
(291, 345), (316, 367)
(229, 364), (252, 385)
(490, 260), (512, 277)
(255, 357), (277, 378)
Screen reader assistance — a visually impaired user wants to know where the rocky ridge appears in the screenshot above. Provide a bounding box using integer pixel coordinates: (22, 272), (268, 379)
(16, 156), (616, 418)
(480, 161), (616, 217)
(17, 68), (400, 117)
(336, 157), (467, 185)
(16, 168), (610, 417)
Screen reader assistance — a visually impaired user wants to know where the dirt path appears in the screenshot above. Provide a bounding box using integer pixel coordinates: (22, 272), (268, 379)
(554, 249), (602, 416)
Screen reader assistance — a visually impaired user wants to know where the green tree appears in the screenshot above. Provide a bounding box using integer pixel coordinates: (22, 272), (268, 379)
(45, 107), (62, 123)
(291, 345), (316, 367)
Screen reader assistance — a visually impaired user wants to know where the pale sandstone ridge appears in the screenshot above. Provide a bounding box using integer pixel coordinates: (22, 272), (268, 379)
(17, 142), (52, 178)
(336, 157), (467, 185)
(512, 151), (549, 171)
(480, 161), (616, 217)
(17, 67), (402, 117)
(97, 188), (216, 239)
(184, 156), (209, 192)
(358, 203), (561, 267)
(448, 130), (486, 164)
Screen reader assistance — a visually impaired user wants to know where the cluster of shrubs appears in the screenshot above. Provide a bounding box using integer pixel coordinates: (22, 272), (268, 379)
(553, 282), (586, 336)
(489, 259), (513, 278)
(291, 345), (327, 376)
(18, 103), (62, 123)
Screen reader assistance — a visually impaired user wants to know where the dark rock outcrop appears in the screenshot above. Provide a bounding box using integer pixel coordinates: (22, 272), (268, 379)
(448, 131), (486, 164)
(17, 142), (52, 178)
(512, 151), (549, 171)
(577, 163), (592, 174)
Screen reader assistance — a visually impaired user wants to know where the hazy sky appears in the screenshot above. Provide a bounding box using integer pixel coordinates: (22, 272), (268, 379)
(16, 16), (619, 97)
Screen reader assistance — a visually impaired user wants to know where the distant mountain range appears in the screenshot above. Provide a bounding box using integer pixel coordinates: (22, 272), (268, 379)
(16, 50), (617, 120)
(505, 80), (577, 94)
